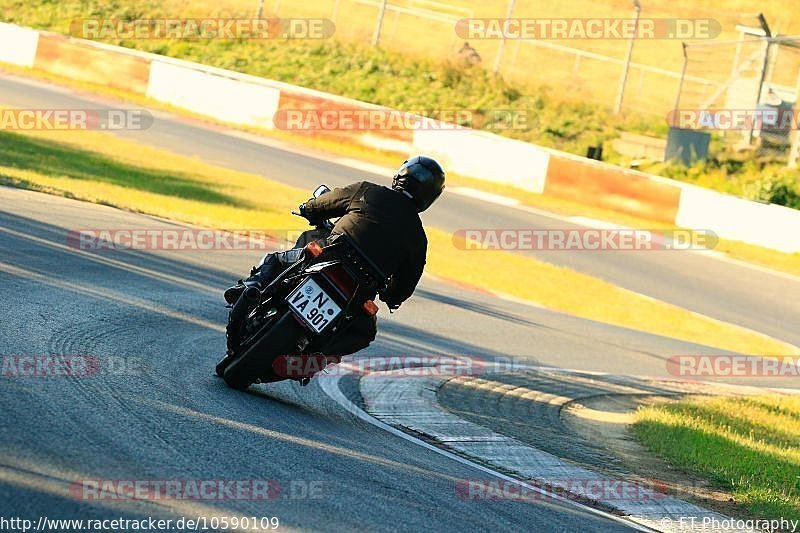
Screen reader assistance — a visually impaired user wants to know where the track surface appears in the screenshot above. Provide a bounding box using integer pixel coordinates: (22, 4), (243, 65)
(0, 187), (662, 531)
(1, 73), (799, 348)
(0, 72), (798, 531)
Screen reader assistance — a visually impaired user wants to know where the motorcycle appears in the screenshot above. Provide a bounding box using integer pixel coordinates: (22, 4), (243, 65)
(215, 185), (389, 390)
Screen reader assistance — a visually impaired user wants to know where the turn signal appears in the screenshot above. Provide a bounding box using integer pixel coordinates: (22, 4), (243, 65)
(363, 300), (379, 316)
(305, 241), (323, 257)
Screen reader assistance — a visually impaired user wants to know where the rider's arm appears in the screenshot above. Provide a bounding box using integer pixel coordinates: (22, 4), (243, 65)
(381, 238), (427, 308)
(302, 182), (364, 221)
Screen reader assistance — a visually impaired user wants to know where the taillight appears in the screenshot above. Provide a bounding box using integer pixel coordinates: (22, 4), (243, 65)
(305, 241), (323, 257)
(322, 263), (356, 297)
(363, 300), (378, 316)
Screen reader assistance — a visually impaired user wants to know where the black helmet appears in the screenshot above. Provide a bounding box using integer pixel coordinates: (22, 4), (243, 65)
(391, 155), (445, 212)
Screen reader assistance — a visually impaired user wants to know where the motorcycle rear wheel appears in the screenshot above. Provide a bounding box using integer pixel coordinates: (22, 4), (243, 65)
(222, 311), (305, 390)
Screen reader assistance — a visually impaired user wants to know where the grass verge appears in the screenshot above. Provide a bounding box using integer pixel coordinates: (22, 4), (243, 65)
(0, 124), (795, 356)
(633, 395), (800, 521)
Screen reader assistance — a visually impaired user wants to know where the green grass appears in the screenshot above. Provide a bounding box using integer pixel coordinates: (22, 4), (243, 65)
(634, 395), (800, 520)
(3, 0), (799, 208)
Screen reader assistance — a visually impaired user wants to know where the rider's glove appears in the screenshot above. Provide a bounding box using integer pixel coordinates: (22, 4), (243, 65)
(298, 201), (322, 226)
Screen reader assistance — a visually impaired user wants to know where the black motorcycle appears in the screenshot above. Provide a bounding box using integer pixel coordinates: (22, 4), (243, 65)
(216, 185), (389, 390)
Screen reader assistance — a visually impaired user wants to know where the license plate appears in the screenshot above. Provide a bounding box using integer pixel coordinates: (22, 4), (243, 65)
(286, 278), (341, 334)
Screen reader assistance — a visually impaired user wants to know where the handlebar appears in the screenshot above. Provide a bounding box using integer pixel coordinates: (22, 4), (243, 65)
(292, 210), (334, 232)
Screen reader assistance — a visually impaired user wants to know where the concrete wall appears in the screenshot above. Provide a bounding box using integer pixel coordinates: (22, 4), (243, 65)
(34, 33), (150, 93)
(413, 127), (550, 193)
(676, 183), (800, 254)
(275, 87), (414, 150)
(0, 23), (39, 68)
(543, 152), (682, 223)
(147, 60), (280, 129)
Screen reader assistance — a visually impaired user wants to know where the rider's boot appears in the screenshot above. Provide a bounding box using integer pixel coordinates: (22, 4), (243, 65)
(223, 254), (281, 305)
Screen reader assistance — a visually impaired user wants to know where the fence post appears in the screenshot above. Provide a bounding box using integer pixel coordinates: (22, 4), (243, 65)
(671, 42), (689, 126)
(372, 0), (389, 46)
(788, 67), (800, 168)
(492, 0), (517, 74)
(749, 14), (773, 144)
(613, 0), (641, 114)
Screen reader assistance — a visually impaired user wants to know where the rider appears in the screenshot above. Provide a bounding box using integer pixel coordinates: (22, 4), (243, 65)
(224, 155), (445, 355)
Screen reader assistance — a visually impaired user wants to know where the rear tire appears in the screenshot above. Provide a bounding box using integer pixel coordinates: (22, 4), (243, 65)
(222, 311), (305, 390)
(215, 355), (231, 377)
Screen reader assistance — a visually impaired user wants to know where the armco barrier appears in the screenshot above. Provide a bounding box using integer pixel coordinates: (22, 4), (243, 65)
(676, 184), (800, 253)
(33, 33), (150, 94)
(0, 22), (39, 68)
(543, 153), (682, 223)
(2, 22), (799, 253)
(147, 60), (280, 129)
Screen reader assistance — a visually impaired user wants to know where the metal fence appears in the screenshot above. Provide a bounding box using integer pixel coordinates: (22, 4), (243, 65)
(674, 29), (800, 166)
(248, 0), (800, 163)
(254, 0), (724, 116)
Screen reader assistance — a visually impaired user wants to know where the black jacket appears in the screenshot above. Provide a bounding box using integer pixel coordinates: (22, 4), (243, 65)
(303, 181), (427, 306)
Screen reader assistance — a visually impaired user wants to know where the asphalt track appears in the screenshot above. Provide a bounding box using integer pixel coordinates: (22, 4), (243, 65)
(0, 186), (657, 531)
(0, 71), (798, 531)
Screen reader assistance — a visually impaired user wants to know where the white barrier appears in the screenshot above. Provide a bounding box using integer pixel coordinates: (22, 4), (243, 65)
(676, 184), (800, 253)
(146, 60), (280, 129)
(413, 127), (550, 193)
(0, 22), (39, 68)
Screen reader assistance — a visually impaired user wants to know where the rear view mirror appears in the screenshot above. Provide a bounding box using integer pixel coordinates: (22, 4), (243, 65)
(313, 185), (331, 198)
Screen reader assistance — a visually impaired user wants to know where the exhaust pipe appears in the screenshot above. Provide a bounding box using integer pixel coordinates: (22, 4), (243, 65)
(230, 286), (260, 323)
(227, 285), (262, 349)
